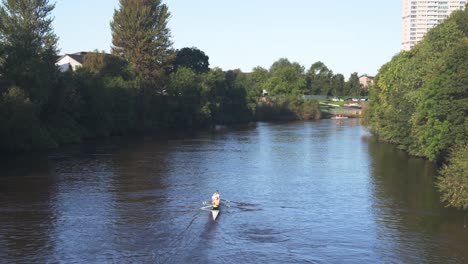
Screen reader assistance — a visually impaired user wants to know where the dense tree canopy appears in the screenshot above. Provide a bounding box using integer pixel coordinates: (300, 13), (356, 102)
(306, 61), (333, 95)
(345, 73), (361, 96)
(0, 0), (58, 105)
(0, 0), (59, 151)
(331, 74), (345, 96)
(173, 47), (210, 74)
(365, 8), (468, 209)
(266, 58), (306, 96)
(0, 1), (363, 153)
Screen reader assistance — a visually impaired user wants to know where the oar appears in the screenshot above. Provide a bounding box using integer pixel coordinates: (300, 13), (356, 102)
(200, 205), (212, 210)
(222, 199), (256, 207)
(222, 198), (238, 203)
(219, 198), (232, 208)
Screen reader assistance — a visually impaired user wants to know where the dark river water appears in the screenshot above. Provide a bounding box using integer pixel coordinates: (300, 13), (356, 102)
(0, 120), (467, 263)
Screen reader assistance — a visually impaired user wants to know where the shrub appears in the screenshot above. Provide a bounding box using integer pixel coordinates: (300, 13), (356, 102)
(437, 144), (468, 210)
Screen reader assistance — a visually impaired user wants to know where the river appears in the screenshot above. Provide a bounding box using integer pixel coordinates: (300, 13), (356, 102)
(0, 119), (466, 263)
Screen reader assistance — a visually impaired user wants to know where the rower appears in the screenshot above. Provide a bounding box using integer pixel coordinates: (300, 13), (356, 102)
(211, 191), (220, 210)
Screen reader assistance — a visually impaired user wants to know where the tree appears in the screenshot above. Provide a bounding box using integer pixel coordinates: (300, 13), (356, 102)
(0, 0), (58, 105)
(71, 69), (112, 138)
(266, 58), (305, 96)
(201, 68), (226, 124)
(306, 61), (333, 95)
(169, 67), (200, 97)
(245, 66), (269, 113)
(173, 47), (209, 74)
(345, 72), (361, 96)
(111, 0), (174, 91)
(410, 37), (468, 161)
(331, 74), (345, 96)
(222, 69), (252, 124)
(366, 8), (468, 209)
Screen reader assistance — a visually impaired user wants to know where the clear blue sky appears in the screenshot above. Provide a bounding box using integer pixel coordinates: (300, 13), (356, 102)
(53, 0), (401, 77)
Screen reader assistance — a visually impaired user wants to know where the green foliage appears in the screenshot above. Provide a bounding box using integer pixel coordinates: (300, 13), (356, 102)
(233, 70), (256, 115)
(173, 47), (209, 74)
(367, 8), (468, 209)
(167, 67), (204, 127)
(104, 76), (138, 134)
(368, 8), (468, 163)
(0, 86), (55, 151)
(437, 145), (468, 210)
(256, 95), (320, 121)
(367, 52), (419, 149)
(72, 69), (112, 138)
(200, 68), (225, 124)
(0, 0), (58, 107)
(168, 67), (200, 97)
(266, 58), (306, 96)
(360, 102), (370, 126)
(83, 50), (131, 78)
(306, 61), (333, 95)
(0, 1), (365, 153)
(199, 68), (252, 125)
(410, 41), (468, 160)
(0, 0), (61, 151)
(345, 73), (362, 96)
(331, 74), (345, 96)
(81, 52), (137, 134)
(41, 71), (83, 145)
(111, 0), (174, 90)
(222, 70), (252, 124)
(247, 66), (269, 95)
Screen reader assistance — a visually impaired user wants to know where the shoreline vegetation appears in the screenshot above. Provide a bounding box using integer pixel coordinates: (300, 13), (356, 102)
(362, 8), (468, 210)
(0, 1), (465, 209)
(0, 0), (366, 154)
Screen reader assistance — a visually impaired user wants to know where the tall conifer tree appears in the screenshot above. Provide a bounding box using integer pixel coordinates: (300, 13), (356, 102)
(111, 0), (174, 91)
(0, 0), (58, 104)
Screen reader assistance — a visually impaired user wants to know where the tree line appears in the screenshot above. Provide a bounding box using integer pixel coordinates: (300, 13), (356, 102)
(363, 8), (468, 210)
(0, 0), (367, 153)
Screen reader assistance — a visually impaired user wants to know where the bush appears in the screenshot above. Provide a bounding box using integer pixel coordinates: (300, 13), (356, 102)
(0, 86), (56, 151)
(437, 145), (468, 210)
(255, 96), (321, 121)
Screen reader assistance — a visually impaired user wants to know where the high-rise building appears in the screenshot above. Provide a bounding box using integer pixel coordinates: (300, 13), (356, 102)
(401, 0), (467, 50)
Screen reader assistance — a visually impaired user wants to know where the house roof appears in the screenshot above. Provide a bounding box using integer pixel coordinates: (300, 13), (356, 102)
(68, 52), (87, 64)
(359, 74), (374, 79)
(57, 52), (88, 64)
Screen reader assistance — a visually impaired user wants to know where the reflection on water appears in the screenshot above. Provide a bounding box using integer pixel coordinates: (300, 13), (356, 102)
(368, 139), (468, 263)
(0, 119), (466, 263)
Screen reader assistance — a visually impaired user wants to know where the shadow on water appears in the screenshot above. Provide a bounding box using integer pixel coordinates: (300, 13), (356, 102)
(367, 137), (468, 263)
(0, 151), (57, 262)
(174, 210), (221, 264)
(202, 213), (221, 239)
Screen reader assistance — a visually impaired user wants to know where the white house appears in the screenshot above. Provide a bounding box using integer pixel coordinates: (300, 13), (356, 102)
(359, 75), (374, 89)
(56, 52), (88, 72)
